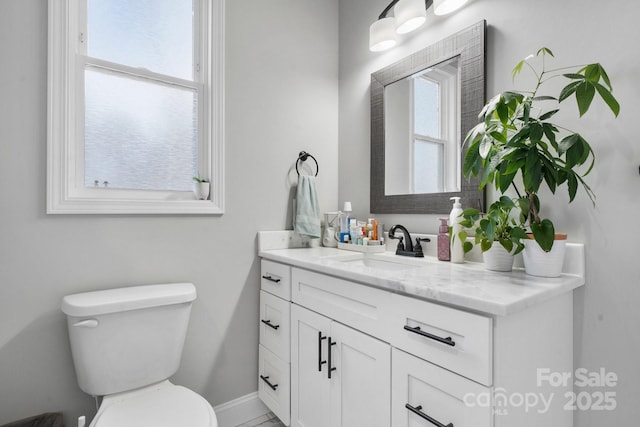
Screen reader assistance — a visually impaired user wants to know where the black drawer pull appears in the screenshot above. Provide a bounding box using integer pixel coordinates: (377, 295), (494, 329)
(403, 325), (455, 347)
(328, 337), (337, 379)
(405, 403), (453, 427)
(262, 275), (281, 283)
(318, 332), (327, 372)
(260, 375), (278, 391)
(261, 319), (280, 330)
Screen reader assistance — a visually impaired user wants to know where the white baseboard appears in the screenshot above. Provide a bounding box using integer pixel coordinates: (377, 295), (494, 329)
(213, 392), (271, 427)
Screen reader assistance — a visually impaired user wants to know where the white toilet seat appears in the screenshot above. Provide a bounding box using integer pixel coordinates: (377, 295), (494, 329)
(90, 380), (217, 427)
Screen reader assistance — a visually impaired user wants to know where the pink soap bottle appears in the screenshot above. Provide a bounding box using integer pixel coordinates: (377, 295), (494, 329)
(437, 218), (450, 261)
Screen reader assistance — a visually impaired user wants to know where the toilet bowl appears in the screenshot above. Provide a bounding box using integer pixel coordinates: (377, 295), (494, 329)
(62, 283), (217, 427)
(90, 381), (216, 427)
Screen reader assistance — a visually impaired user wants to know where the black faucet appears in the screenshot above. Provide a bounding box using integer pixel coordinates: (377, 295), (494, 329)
(388, 224), (430, 257)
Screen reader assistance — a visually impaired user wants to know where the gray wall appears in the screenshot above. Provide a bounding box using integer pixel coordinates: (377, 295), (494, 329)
(0, 0), (338, 425)
(3, 0), (638, 425)
(339, 0), (640, 425)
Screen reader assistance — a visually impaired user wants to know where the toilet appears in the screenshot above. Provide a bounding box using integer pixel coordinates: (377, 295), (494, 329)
(62, 283), (217, 427)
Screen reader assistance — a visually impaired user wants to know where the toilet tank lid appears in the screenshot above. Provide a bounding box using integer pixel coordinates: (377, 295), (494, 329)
(62, 283), (197, 317)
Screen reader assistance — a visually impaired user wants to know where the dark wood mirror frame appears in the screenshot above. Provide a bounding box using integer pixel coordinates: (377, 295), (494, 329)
(370, 20), (486, 214)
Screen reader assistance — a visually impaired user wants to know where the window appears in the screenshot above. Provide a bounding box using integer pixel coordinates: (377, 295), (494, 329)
(412, 76), (444, 193)
(47, 0), (224, 214)
(411, 58), (459, 194)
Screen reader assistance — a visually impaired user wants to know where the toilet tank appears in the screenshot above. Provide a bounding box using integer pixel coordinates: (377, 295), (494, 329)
(62, 283), (197, 396)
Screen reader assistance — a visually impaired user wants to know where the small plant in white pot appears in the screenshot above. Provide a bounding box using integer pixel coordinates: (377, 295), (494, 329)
(463, 48), (619, 277)
(192, 176), (210, 200)
(458, 196), (528, 272)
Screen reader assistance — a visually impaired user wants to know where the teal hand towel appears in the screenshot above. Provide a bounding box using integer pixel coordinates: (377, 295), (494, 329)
(295, 175), (321, 238)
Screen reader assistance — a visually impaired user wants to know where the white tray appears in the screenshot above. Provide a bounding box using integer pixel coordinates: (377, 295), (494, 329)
(337, 242), (386, 253)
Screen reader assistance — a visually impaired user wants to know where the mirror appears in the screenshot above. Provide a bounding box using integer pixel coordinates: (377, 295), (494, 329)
(384, 57), (460, 195)
(371, 20), (486, 214)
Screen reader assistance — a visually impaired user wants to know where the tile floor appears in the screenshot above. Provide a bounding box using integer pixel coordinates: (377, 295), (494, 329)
(236, 412), (285, 427)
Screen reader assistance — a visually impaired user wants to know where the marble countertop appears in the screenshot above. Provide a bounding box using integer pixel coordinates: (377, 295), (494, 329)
(258, 245), (585, 317)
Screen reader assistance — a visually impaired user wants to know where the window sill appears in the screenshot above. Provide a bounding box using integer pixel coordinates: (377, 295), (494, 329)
(46, 198), (224, 215)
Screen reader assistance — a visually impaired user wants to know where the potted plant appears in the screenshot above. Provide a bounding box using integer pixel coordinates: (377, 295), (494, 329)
(192, 176), (210, 200)
(462, 48), (619, 276)
(458, 196), (528, 272)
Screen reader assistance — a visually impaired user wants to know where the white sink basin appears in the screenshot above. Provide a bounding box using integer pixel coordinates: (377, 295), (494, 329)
(339, 256), (423, 272)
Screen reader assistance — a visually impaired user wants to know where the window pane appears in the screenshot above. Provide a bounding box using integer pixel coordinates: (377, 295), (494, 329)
(87, 0), (194, 80)
(84, 69), (198, 191)
(414, 139), (443, 193)
(414, 77), (439, 138)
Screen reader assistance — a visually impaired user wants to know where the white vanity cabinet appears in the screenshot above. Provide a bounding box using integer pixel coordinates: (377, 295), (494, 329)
(288, 267), (493, 427)
(291, 304), (391, 427)
(258, 251), (577, 427)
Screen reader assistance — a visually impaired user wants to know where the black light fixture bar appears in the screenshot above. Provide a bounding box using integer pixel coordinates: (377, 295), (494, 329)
(378, 0), (433, 19)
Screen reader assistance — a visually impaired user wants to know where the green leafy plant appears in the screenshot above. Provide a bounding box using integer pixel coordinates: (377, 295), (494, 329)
(463, 48), (619, 251)
(192, 176), (208, 183)
(457, 196), (528, 255)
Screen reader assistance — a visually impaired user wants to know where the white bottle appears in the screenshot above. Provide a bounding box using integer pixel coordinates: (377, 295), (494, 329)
(449, 197), (464, 263)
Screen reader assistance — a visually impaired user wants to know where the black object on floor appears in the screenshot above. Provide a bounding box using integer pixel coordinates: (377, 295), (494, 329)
(1, 413), (63, 427)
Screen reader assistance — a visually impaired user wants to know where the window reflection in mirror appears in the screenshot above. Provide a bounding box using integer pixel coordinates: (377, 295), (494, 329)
(384, 56), (460, 196)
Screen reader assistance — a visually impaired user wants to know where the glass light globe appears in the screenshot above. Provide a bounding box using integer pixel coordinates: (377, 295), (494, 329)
(434, 0), (469, 16)
(370, 17), (398, 52)
(394, 0), (427, 34)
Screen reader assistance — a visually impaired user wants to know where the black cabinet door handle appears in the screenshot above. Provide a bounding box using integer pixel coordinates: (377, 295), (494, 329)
(261, 319), (280, 330)
(262, 275), (281, 283)
(260, 375), (278, 391)
(403, 325), (456, 347)
(318, 331), (327, 372)
(327, 337), (337, 379)
(405, 404), (453, 427)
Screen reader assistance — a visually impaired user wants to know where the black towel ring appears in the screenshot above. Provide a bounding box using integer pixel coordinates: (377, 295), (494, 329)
(296, 151), (319, 176)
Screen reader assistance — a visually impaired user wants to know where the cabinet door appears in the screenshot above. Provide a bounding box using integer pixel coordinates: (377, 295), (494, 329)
(329, 321), (391, 427)
(392, 349), (492, 427)
(291, 304), (331, 427)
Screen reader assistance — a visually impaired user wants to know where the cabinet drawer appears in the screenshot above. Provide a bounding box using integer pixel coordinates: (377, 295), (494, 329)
(260, 290), (291, 362)
(261, 260), (291, 300)
(386, 293), (492, 386)
(291, 268), (390, 340)
(392, 349), (491, 427)
(258, 345), (291, 426)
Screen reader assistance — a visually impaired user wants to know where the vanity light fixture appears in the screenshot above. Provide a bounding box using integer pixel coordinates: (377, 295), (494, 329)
(369, 17), (398, 52)
(369, 0), (469, 52)
(394, 0), (427, 34)
(434, 0), (469, 15)
(370, 0), (429, 51)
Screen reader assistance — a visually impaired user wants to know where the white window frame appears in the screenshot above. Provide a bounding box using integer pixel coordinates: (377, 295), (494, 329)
(47, 0), (225, 214)
(410, 70), (459, 194)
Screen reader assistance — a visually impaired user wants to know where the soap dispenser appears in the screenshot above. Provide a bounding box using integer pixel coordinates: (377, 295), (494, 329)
(449, 197), (464, 263)
(437, 218), (450, 261)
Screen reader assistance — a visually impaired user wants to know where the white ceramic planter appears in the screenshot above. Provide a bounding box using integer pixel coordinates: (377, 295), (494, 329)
(522, 235), (567, 278)
(483, 244), (515, 272)
(194, 182), (210, 200)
